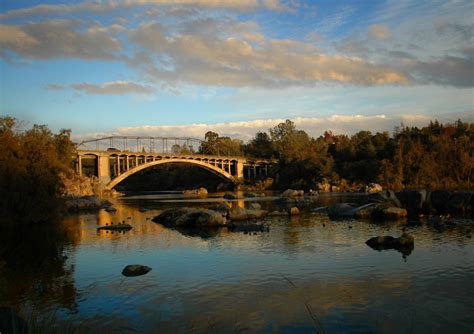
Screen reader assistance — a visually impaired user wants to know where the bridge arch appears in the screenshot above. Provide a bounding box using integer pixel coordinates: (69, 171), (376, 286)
(106, 158), (238, 189)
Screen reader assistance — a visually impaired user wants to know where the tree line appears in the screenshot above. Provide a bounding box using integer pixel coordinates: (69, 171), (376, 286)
(0, 116), (75, 223)
(197, 119), (473, 190)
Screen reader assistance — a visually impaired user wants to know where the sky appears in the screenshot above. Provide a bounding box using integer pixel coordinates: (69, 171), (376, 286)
(0, 0), (473, 141)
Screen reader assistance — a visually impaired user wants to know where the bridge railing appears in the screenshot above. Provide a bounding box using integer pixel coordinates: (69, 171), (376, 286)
(76, 136), (208, 155)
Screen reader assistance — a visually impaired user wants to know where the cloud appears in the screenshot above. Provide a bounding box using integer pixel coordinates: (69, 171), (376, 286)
(0, 0), (287, 19)
(48, 81), (154, 95)
(74, 112), (473, 142)
(0, 20), (121, 60)
(129, 22), (408, 87)
(368, 24), (391, 40)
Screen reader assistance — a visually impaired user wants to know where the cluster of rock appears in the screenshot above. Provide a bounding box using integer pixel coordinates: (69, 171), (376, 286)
(317, 189), (473, 220)
(372, 189), (474, 216)
(183, 187), (208, 198)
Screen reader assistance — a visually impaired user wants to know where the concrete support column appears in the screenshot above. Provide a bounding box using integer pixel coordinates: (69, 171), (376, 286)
(126, 156), (130, 170)
(253, 165), (257, 179)
(116, 156), (120, 175)
(236, 161), (244, 180)
(97, 155), (111, 184)
(135, 156), (138, 167)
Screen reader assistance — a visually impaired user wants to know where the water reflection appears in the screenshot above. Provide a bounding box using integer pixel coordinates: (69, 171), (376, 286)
(0, 192), (473, 333)
(0, 220), (79, 317)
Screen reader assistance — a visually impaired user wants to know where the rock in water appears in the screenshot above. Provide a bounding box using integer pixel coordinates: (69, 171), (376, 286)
(152, 208), (227, 227)
(366, 233), (414, 255)
(395, 189), (428, 214)
(223, 193), (239, 200)
(183, 187), (208, 198)
(122, 265), (152, 277)
(228, 207), (268, 221)
(97, 223), (132, 231)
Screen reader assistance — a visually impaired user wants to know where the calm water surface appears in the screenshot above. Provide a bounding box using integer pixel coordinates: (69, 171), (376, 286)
(1, 192), (474, 333)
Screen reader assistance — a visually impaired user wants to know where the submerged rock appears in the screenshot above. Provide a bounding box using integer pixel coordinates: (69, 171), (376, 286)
(152, 208), (226, 227)
(121, 264), (152, 277)
(228, 221), (270, 232)
(366, 233), (414, 255)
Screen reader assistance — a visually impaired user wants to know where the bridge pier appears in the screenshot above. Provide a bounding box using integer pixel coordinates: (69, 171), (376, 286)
(98, 155), (111, 184)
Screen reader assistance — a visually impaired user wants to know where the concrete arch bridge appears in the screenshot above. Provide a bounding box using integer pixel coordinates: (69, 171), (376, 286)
(75, 136), (275, 190)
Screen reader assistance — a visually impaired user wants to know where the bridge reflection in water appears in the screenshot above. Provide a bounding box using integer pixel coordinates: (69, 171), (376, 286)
(75, 136), (275, 189)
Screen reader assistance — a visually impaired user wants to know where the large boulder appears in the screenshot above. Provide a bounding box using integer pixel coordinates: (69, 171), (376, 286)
(366, 233), (414, 255)
(183, 187), (208, 198)
(372, 206), (408, 220)
(122, 264), (152, 277)
(228, 207), (268, 221)
(396, 190), (428, 214)
(429, 190), (451, 214)
(281, 189), (304, 198)
(446, 191), (473, 214)
(152, 208), (226, 227)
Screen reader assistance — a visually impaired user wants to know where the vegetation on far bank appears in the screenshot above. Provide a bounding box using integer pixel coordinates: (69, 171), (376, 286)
(197, 119), (473, 190)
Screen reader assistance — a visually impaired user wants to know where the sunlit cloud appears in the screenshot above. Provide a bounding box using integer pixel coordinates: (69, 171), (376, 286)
(74, 112), (473, 142)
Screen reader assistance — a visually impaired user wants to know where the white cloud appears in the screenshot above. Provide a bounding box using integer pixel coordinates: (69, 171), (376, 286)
(73, 112), (473, 142)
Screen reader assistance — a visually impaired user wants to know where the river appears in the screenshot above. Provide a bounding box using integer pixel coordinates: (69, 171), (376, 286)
(1, 192), (474, 333)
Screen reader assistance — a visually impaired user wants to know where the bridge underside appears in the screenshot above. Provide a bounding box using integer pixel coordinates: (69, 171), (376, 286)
(75, 151), (273, 190)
